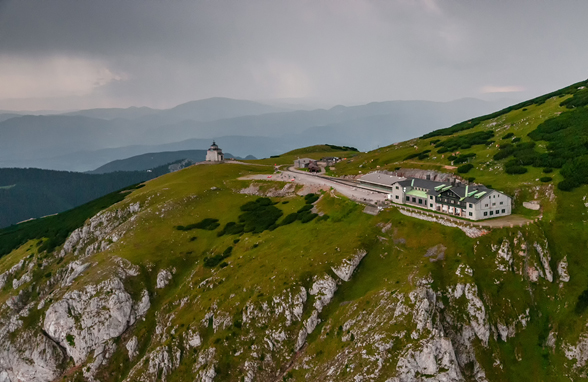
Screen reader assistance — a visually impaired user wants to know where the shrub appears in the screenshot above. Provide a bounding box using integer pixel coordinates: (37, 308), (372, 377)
(217, 222), (245, 236)
(502, 132), (515, 139)
(435, 131), (494, 151)
(417, 153), (430, 160)
(505, 165), (528, 174)
(280, 213), (298, 226)
(304, 193), (320, 204)
(297, 204), (313, 213)
(219, 262), (229, 268)
(543, 168), (553, 173)
(512, 137), (521, 143)
(204, 255), (225, 268)
(238, 198), (283, 233)
(437, 147), (449, 154)
(558, 178), (579, 191)
(540, 177), (552, 182)
(467, 177), (476, 183)
(300, 213), (318, 223)
(281, 201), (289, 204)
(176, 218), (220, 231)
(576, 288), (588, 314)
(447, 155), (458, 161)
(457, 164), (474, 174)
(223, 246), (233, 256)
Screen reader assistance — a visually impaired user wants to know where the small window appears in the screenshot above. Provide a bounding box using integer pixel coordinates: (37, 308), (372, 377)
(469, 212), (472, 216)
(492, 203), (496, 206)
(395, 195), (399, 199)
(484, 212), (488, 216)
(418, 199), (423, 204)
(490, 211), (494, 216)
(496, 210), (500, 214)
(395, 186), (399, 190)
(500, 201), (503, 205)
(430, 195), (433, 199)
(430, 204), (433, 207)
(469, 203), (473, 208)
(406, 196), (410, 201)
(412, 197), (416, 202)
(502, 209), (505, 213)
(485, 204), (488, 207)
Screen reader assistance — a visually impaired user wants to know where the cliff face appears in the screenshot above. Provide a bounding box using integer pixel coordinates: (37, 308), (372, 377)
(0, 162), (586, 382)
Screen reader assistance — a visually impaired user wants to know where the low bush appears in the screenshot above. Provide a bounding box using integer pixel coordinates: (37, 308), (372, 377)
(304, 193), (320, 204)
(502, 132), (515, 140)
(316, 214), (330, 222)
(457, 164), (474, 174)
(512, 137), (521, 143)
(575, 288), (588, 314)
(505, 165), (528, 174)
(217, 222), (245, 236)
(297, 204), (313, 213)
(238, 197), (283, 234)
(543, 168), (553, 173)
(176, 218), (220, 231)
(204, 254), (226, 268)
(435, 131), (494, 152)
(280, 213), (298, 226)
(540, 177), (553, 182)
(300, 213), (319, 223)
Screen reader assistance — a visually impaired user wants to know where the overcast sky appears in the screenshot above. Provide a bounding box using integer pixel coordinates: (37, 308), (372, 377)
(0, 0), (587, 110)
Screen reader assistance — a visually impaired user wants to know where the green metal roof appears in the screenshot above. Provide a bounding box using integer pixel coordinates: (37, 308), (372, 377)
(474, 191), (487, 199)
(434, 184), (446, 191)
(406, 189), (428, 198)
(441, 185), (452, 191)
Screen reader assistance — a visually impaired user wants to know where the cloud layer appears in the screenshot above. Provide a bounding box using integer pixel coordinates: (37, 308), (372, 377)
(0, 0), (586, 110)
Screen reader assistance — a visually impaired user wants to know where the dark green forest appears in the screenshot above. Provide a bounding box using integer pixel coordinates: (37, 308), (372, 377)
(0, 165), (170, 228)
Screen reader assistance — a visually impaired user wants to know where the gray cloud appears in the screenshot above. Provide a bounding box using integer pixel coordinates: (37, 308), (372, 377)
(0, 0), (587, 110)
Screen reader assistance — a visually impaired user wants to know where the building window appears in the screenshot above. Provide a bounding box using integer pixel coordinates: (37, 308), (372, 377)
(485, 204), (488, 207)
(396, 186), (399, 190)
(469, 212), (473, 216)
(492, 203), (496, 206)
(406, 196), (410, 201)
(430, 195), (433, 199)
(395, 195), (399, 199)
(412, 197), (416, 202)
(484, 212), (488, 216)
(430, 204), (433, 207)
(496, 210), (500, 214)
(469, 203), (473, 208)
(490, 211), (494, 216)
(418, 199), (423, 204)
(502, 209), (505, 213)
(500, 201), (503, 205)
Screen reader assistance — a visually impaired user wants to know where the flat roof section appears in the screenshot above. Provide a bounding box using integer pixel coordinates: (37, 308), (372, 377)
(359, 173), (406, 187)
(406, 189), (428, 199)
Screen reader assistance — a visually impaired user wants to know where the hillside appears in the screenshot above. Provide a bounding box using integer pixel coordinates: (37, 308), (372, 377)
(89, 150), (242, 174)
(1, 81), (588, 382)
(0, 164), (178, 229)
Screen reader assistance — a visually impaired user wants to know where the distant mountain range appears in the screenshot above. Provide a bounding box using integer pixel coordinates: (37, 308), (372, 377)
(0, 97), (514, 171)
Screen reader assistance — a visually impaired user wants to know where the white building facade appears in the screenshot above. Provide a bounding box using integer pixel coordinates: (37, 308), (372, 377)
(359, 173), (512, 221)
(206, 141), (224, 162)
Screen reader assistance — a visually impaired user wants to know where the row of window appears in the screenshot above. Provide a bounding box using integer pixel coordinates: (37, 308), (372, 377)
(483, 209), (506, 216)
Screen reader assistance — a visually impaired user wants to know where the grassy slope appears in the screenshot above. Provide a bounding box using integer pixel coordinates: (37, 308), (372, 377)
(1, 86), (588, 381)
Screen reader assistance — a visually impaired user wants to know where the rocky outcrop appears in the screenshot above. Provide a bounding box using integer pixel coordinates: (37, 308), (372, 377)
(43, 277), (149, 365)
(331, 250), (367, 281)
(156, 269), (173, 289)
